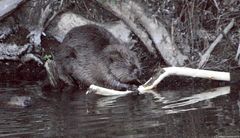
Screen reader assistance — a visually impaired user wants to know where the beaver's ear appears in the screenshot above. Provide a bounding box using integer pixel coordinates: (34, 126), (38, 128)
(65, 47), (77, 59)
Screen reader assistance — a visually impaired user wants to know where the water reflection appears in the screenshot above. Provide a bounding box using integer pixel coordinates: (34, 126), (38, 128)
(0, 81), (239, 137)
(162, 86), (230, 109)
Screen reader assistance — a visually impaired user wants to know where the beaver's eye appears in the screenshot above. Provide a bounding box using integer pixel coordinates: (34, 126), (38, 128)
(109, 52), (122, 62)
(130, 57), (134, 62)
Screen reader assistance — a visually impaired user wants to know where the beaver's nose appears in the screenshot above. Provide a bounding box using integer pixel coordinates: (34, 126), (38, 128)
(137, 69), (142, 77)
(23, 98), (32, 107)
(132, 68), (141, 78)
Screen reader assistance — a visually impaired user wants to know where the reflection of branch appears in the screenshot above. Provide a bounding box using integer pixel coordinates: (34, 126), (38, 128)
(96, 96), (123, 107)
(162, 86), (230, 109)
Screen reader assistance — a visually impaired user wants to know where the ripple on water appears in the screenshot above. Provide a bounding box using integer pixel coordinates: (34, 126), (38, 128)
(0, 82), (239, 137)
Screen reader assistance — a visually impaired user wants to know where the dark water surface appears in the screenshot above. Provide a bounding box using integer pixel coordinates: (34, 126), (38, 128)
(0, 81), (240, 138)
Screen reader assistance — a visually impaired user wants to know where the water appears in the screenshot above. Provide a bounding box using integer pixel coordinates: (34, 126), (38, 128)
(0, 81), (240, 138)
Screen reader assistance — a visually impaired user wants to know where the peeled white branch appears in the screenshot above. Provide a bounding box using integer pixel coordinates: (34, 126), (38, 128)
(138, 67), (230, 92)
(87, 85), (133, 96)
(87, 67), (230, 96)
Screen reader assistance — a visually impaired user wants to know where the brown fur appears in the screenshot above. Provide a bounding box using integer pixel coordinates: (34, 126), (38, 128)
(52, 24), (141, 90)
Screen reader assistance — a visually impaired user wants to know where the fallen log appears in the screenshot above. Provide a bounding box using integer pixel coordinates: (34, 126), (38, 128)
(96, 0), (188, 66)
(0, 0), (26, 21)
(47, 12), (133, 44)
(48, 1), (188, 66)
(0, 43), (43, 65)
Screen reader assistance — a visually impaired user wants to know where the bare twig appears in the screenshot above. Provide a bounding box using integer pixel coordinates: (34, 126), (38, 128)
(198, 19), (235, 68)
(27, 0), (64, 47)
(44, 0), (64, 29)
(235, 42), (240, 65)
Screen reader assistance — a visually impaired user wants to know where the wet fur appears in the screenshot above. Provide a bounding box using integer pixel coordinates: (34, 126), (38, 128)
(53, 25), (141, 90)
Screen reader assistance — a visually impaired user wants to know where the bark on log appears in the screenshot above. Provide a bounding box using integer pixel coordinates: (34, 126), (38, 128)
(0, 43), (43, 65)
(0, 43), (32, 60)
(96, 0), (188, 66)
(15, 0), (63, 47)
(47, 12), (132, 44)
(0, 0), (26, 21)
(96, 0), (157, 56)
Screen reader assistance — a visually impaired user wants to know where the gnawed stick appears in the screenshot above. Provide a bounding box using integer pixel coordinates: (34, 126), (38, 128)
(138, 67), (230, 91)
(87, 67), (231, 96)
(87, 85), (133, 96)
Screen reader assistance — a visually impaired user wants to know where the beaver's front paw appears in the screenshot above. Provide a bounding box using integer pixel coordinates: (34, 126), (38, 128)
(126, 85), (140, 96)
(128, 84), (138, 91)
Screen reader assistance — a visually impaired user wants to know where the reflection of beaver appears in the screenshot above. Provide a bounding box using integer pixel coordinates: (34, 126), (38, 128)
(49, 24), (141, 90)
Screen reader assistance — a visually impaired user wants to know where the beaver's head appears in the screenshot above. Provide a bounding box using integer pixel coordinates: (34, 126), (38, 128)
(103, 44), (141, 84)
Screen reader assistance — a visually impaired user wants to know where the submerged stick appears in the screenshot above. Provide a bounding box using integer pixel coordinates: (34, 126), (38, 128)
(87, 67), (230, 96)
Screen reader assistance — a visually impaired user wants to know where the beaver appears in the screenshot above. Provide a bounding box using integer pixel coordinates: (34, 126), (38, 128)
(47, 24), (141, 90)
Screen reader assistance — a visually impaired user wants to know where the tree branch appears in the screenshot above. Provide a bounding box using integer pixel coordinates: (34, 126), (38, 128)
(87, 67), (230, 96)
(198, 19), (235, 68)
